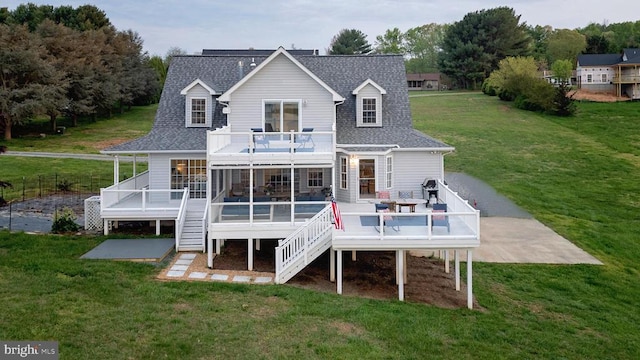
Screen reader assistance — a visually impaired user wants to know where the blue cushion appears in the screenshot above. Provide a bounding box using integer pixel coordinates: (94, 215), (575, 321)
(310, 195), (325, 201)
(254, 196), (270, 202)
(238, 197), (250, 202)
(296, 195), (310, 201)
(224, 197), (239, 202)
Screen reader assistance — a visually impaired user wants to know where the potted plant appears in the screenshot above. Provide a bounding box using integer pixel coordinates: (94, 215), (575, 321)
(264, 183), (274, 195)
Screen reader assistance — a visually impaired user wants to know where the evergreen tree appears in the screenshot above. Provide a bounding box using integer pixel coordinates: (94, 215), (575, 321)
(438, 7), (531, 89)
(328, 29), (372, 55)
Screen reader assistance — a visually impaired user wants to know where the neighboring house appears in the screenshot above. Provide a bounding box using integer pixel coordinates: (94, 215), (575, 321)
(577, 49), (640, 99)
(94, 47), (479, 307)
(541, 70), (577, 86)
(406, 73), (442, 91)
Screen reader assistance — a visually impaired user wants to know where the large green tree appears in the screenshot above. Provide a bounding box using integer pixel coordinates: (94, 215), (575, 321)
(375, 27), (404, 54)
(547, 29), (586, 64)
(0, 24), (63, 140)
(404, 23), (448, 73)
(328, 29), (372, 55)
(438, 7), (531, 89)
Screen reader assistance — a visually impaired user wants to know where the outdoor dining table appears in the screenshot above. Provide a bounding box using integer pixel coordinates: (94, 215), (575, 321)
(396, 198), (427, 213)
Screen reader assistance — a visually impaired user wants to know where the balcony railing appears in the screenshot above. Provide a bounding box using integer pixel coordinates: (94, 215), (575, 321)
(207, 128), (334, 156)
(612, 75), (640, 83)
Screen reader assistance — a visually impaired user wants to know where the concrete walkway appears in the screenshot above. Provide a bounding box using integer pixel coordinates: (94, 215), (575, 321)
(475, 217), (602, 264)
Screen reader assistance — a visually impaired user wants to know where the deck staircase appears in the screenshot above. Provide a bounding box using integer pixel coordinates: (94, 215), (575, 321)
(274, 205), (334, 284)
(177, 198), (207, 252)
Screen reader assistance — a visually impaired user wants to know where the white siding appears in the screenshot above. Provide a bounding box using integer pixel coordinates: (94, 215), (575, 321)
(392, 151), (443, 197)
(227, 54), (335, 132)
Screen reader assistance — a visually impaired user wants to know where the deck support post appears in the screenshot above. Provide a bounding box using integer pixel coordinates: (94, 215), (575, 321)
(397, 250), (404, 301)
(103, 220), (109, 235)
(455, 250), (460, 291)
(352, 250), (356, 261)
(444, 250), (450, 273)
(113, 155), (119, 184)
(404, 250), (408, 284)
(155, 220), (161, 236)
(467, 250), (473, 309)
(256, 239), (261, 251)
(248, 238), (254, 271)
(337, 250), (343, 295)
(215, 238), (221, 255)
(207, 235), (214, 268)
(330, 249), (335, 282)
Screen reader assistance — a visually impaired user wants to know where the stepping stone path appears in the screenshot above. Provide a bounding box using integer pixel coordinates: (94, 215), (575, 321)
(164, 253), (274, 284)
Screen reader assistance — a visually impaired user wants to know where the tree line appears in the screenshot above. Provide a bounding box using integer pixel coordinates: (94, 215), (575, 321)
(328, 7), (640, 90)
(0, 3), (161, 140)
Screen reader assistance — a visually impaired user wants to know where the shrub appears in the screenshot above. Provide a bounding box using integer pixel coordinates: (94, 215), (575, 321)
(51, 207), (80, 233)
(57, 179), (73, 192)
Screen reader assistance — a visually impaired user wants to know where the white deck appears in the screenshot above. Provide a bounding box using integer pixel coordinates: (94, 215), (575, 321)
(334, 202), (479, 250)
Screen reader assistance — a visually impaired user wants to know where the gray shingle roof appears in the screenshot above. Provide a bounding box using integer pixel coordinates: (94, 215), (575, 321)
(577, 54), (622, 66)
(105, 51), (451, 153)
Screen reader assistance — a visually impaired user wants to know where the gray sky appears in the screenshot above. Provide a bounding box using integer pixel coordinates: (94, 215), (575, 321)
(3, 0), (639, 56)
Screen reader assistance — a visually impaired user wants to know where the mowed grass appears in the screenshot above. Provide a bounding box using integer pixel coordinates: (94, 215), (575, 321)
(1, 104), (156, 153)
(0, 96), (639, 358)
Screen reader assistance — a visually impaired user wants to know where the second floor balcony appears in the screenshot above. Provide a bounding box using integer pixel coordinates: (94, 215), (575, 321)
(207, 126), (335, 166)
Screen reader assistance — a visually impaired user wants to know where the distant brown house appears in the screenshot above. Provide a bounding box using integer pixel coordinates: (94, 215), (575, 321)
(407, 73), (442, 91)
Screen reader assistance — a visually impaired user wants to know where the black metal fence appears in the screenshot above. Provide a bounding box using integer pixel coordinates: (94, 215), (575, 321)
(0, 173), (116, 232)
(0, 173), (114, 204)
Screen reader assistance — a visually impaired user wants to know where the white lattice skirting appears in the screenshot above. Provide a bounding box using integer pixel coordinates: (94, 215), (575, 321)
(84, 196), (103, 230)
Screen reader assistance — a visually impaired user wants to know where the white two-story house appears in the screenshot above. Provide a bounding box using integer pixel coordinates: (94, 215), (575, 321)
(95, 47), (480, 306)
(577, 48), (640, 99)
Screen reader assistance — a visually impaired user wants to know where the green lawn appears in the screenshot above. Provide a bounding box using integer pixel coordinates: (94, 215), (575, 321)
(1, 104), (156, 153)
(1, 96), (639, 358)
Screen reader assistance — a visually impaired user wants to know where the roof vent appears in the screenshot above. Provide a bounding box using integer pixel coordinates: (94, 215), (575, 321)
(237, 61), (243, 80)
(250, 58), (256, 69)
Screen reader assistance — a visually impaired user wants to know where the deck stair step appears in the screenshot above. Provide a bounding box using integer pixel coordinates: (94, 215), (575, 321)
(177, 199), (208, 252)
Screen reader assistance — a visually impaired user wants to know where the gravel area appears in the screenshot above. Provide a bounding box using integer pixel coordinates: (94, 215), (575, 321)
(0, 194), (87, 233)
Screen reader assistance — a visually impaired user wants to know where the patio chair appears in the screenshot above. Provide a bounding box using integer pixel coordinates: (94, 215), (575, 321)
(231, 183), (245, 197)
(251, 128), (270, 149)
(398, 190), (413, 199)
(376, 191), (390, 199)
(296, 127), (315, 148)
(431, 203), (450, 233)
(375, 209), (400, 232)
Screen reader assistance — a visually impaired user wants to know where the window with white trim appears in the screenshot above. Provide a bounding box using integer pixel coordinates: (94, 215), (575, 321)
(171, 159), (207, 199)
(362, 98), (377, 124)
(307, 168), (324, 188)
(601, 74), (607, 83)
(264, 100), (300, 133)
(191, 98), (206, 124)
(587, 74), (592, 83)
(340, 156), (348, 190)
(385, 155), (393, 189)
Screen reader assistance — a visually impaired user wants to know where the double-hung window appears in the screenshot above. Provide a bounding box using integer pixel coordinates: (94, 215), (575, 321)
(340, 156), (348, 190)
(307, 168), (324, 188)
(385, 155), (393, 189)
(191, 98), (206, 125)
(362, 98), (377, 124)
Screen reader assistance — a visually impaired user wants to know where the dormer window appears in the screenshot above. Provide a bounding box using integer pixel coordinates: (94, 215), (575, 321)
(352, 79), (386, 127)
(180, 78), (219, 128)
(191, 98), (207, 125)
(362, 98), (377, 124)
